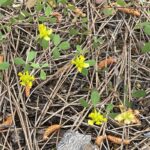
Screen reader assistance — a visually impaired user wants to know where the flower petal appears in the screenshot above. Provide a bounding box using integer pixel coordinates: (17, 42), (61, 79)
(88, 120), (94, 125)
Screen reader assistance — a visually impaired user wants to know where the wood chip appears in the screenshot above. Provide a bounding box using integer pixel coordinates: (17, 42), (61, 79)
(95, 135), (106, 146)
(73, 8), (86, 17)
(98, 57), (116, 69)
(52, 12), (62, 23)
(0, 115), (13, 131)
(43, 124), (61, 140)
(25, 86), (31, 97)
(117, 7), (140, 17)
(107, 135), (130, 145)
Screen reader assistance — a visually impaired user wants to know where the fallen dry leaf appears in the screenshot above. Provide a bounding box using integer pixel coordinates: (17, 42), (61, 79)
(115, 108), (141, 125)
(117, 7), (140, 17)
(0, 55), (4, 64)
(0, 115), (13, 131)
(107, 135), (130, 145)
(111, 3), (140, 17)
(73, 7), (86, 17)
(98, 57), (116, 69)
(26, 0), (37, 8)
(47, 0), (56, 8)
(95, 135), (106, 146)
(43, 124), (61, 140)
(52, 12), (62, 23)
(25, 86), (31, 97)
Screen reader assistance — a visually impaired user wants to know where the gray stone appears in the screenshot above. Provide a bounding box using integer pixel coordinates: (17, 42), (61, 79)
(57, 130), (93, 150)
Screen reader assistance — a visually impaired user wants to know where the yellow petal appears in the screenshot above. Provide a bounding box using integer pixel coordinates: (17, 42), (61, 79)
(88, 120), (94, 125)
(77, 67), (82, 72)
(18, 72), (22, 76)
(44, 36), (50, 41)
(79, 55), (85, 62)
(47, 29), (53, 35)
(71, 59), (76, 64)
(95, 121), (101, 125)
(83, 63), (89, 68)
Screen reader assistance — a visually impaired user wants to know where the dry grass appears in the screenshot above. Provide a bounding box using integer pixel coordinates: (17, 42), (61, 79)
(0, 0), (150, 150)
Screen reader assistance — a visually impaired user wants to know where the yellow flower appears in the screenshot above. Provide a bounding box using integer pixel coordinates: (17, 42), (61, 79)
(18, 71), (35, 87)
(38, 24), (53, 41)
(88, 109), (107, 126)
(115, 109), (139, 125)
(71, 55), (89, 72)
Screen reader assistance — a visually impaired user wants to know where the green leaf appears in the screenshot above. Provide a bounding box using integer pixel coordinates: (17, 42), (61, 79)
(0, 62), (9, 70)
(24, 64), (31, 72)
(49, 17), (57, 23)
(135, 22), (150, 29)
(35, 2), (43, 11)
(52, 34), (61, 46)
(116, 0), (126, 6)
(144, 25), (150, 35)
(106, 103), (114, 112)
(41, 39), (49, 49)
(38, 16), (48, 22)
(124, 99), (132, 108)
(40, 70), (46, 80)
(27, 51), (37, 62)
(69, 28), (79, 36)
(45, 5), (52, 16)
(79, 99), (89, 108)
(102, 8), (115, 16)
(85, 60), (96, 66)
(91, 90), (100, 107)
(76, 45), (82, 53)
(141, 42), (150, 53)
(14, 57), (25, 65)
(0, 0), (13, 7)
(132, 90), (146, 98)
(31, 63), (40, 68)
(57, 0), (67, 4)
(41, 63), (49, 68)
(0, 0), (7, 5)
(59, 41), (70, 50)
(81, 68), (88, 76)
(109, 113), (119, 119)
(53, 48), (60, 59)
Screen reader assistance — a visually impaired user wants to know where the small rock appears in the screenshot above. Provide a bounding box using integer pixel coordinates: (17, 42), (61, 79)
(57, 130), (92, 150)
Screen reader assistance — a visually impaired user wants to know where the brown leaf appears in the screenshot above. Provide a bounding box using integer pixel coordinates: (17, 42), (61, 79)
(26, 0), (37, 8)
(0, 55), (4, 64)
(73, 8), (86, 17)
(107, 135), (130, 145)
(43, 124), (61, 140)
(95, 135), (106, 146)
(25, 86), (31, 97)
(51, 12), (62, 23)
(111, 3), (140, 17)
(0, 115), (13, 131)
(98, 57), (116, 69)
(117, 7), (140, 17)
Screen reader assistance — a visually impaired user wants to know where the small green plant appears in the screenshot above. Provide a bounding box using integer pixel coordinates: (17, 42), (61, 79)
(79, 89), (101, 108)
(52, 34), (70, 59)
(132, 89), (146, 98)
(0, 0), (13, 7)
(115, 108), (140, 125)
(71, 45), (95, 75)
(80, 89), (107, 126)
(0, 62), (9, 70)
(88, 109), (107, 126)
(14, 50), (48, 80)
